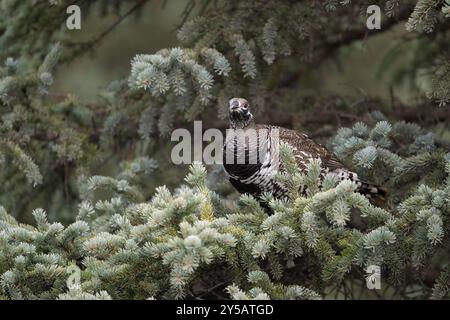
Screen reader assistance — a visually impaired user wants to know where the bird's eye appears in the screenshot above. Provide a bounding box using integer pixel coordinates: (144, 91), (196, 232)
(242, 103), (248, 109)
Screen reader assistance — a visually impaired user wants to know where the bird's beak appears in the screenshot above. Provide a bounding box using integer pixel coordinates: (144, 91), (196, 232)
(230, 100), (240, 111)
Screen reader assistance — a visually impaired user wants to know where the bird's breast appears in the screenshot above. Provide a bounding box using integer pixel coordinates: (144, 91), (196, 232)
(222, 129), (281, 191)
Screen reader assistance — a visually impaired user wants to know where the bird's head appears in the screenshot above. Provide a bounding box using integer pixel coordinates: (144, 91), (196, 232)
(228, 97), (253, 129)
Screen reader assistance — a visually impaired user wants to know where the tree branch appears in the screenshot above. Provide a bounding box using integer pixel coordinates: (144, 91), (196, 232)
(66, 0), (149, 53)
(314, 5), (415, 62)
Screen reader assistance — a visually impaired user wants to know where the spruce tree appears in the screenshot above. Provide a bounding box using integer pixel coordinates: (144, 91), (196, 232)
(0, 0), (449, 300)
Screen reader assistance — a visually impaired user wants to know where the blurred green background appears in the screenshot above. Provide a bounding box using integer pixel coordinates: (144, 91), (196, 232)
(55, 1), (420, 106)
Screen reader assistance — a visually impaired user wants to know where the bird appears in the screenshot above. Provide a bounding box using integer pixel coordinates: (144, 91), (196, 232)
(222, 97), (386, 206)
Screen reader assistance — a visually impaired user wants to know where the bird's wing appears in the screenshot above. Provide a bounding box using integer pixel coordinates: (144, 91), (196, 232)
(277, 127), (344, 171)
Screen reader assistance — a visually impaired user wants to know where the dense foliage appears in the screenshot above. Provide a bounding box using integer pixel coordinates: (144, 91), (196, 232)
(0, 0), (449, 299)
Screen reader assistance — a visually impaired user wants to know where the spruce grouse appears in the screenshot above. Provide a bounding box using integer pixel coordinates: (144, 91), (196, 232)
(222, 97), (386, 203)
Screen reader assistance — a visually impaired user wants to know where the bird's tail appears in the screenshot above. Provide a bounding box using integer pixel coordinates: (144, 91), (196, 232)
(358, 181), (387, 206)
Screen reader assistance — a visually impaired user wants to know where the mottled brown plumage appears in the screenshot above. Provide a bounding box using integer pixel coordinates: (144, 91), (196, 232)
(222, 97), (386, 205)
(277, 126), (344, 172)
